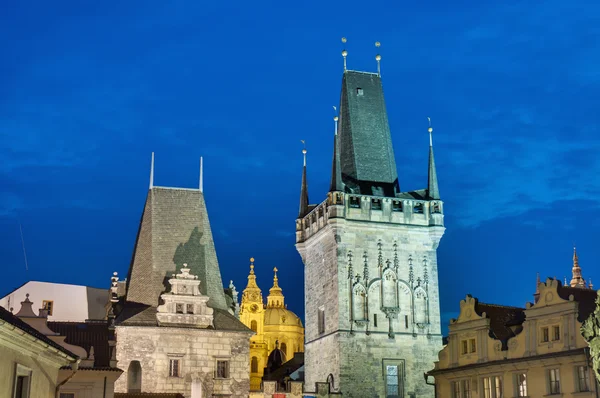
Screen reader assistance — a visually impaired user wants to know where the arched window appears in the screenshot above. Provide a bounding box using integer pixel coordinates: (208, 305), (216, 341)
(251, 356), (258, 373)
(281, 342), (287, 358)
(250, 320), (257, 332)
(127, 361), (142, 393)
(382, 271), (397, 308)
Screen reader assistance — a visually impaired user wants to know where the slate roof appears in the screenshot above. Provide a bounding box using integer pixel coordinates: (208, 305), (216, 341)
(124, 187), (228, 310)
(338, 70), (399, 196)
(557, 283), (598, 322)
(0, 306), (77, 359)
(48, 321), (113, 368)
(474, 302), (525, 349)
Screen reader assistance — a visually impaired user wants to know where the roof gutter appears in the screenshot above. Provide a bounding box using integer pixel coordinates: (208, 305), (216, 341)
(55, 358), (81, 398)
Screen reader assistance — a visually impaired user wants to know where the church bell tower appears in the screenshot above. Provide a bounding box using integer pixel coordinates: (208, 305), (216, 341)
(295, 46), (445, 398)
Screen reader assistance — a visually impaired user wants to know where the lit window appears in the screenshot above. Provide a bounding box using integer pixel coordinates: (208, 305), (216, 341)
(553, 325), (560, 341)
(461, 340), (468, 355)
(578, 365), (590, 392)
(386, 365), (399, 396)
(462, 379), (471, 398)
(469, 339), (476, 353)
(42, 300), (54, 316)
(542, 327), (549, 342)
(494, 376), (502, 398)
(482, 377), (492, 398)
(216, 360), (229, 379)
(517, 373), (527, 397)
(251, 357), (258, 373)
(169, 359), (180, 377)
(549, 368), (560, 394)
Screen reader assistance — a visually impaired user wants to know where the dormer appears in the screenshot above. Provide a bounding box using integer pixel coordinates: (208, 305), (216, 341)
(156, 263), (214, 328)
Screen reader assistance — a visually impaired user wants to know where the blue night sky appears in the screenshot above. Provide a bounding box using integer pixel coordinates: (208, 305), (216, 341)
(1, 1), (599, 333)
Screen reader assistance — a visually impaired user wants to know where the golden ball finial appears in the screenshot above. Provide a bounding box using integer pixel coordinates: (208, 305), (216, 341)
(334, 116), (339, 122)
(428, 127), (433, 134)
(342, 49), (348, 57)
(302, 148), (307, 155)
(250, 257), (255, 263)
(341, 37), (347, 43)
(375, 54), (381, 61)
(375, 41), (381, 48)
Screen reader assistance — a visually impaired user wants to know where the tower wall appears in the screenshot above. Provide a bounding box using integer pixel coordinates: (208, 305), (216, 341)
(297, 194), (444, 397)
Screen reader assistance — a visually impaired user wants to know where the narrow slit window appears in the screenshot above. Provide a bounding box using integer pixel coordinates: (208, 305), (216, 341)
(374, 314), (378, 327)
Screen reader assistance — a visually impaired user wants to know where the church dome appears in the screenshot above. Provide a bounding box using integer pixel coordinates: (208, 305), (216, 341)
(264, 307), (303, 327)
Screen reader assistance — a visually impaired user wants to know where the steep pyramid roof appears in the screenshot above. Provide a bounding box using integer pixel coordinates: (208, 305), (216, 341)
(124, 187), (227, 311)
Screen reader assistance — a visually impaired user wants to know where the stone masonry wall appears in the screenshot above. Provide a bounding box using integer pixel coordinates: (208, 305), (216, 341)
(299, 215), (444, 398)
(115, 325), (250, 397)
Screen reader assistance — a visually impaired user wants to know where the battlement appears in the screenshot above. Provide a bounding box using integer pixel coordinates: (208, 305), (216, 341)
(296, 192), (444, 243)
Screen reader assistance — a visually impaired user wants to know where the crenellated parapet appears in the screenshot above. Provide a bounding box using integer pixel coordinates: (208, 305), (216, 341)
(296, 192), (444, 244)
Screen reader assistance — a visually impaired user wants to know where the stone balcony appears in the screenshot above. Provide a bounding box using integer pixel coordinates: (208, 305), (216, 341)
(296, 192), (444, 244)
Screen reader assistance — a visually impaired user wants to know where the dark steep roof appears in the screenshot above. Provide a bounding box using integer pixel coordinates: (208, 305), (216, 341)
(48, 321), (112, 368)
(0, 306), (77, 359)
(557, 284), (598, 322)
(474, 302), (525, 350)
(125, 187), (227, 310)
(338, 71), (399, 196)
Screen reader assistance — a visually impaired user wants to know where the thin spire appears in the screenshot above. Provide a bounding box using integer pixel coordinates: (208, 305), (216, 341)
(199, 156), (204, 192)
(570, 246), (587, 288)
(241, 257), (262, 306)
(298, 141), (309, 218)
(330, 109), (343, 192)
(149, 152), (155, 189)
(375, 41), (381, 76)
(267, 266), (284, 308)
(427, 118), (440, 200)
(341, 37), (348, 71)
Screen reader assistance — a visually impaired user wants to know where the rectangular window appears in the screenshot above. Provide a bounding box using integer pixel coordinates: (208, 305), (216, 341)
(216, 360), (229, 379)
(349, 196), (361, 209)
(392, 201), (403, 212)
(549, 368), (560, 394)
(482, 377), (492, 398)
(374, 314), (378, 327)
(371, 199), (382, 210)
(186, 304), (194, 314)
(469, 339), (476, 353)
(386, 365), (399, 397)
(553, 325), (560, 341)
(176, 303), (183, 314)
(318, 308), (325, 335)
(461, 379), (471, 398)
(452, 381), (460, 398)
(494, 376), (502, 398)
(542, 327), (549, 342)
(516, 373), (527, 397)
(461, 340), (468, 355)
(42, 300), (54, 316)
(578, 365), (590, 392)
(169, 359), (180, 377)
(13, 364), (32, 398)
(356, 88), (364, 96)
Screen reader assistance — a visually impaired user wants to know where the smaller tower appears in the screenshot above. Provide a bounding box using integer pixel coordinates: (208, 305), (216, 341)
(570, 247), (589, 289)
(267, 268), (285, 309)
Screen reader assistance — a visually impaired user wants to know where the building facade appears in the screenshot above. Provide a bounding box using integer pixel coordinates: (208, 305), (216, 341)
(295, 63), (445, 397)
(238, 258), (304, 390)
(428, 249), (597, 398)
(114, 179), (253, 397)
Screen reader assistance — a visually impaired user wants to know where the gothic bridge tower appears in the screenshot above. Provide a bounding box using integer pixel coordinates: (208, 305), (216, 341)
(295, 50), (445, 398)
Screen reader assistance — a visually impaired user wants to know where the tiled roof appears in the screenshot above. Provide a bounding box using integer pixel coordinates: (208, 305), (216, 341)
(0, 306), (76, 359)
(48, 321), (113, 368)
(474, 302), (525, 349)
(338, 71), (399, 196)
(125, 187), (228, 310)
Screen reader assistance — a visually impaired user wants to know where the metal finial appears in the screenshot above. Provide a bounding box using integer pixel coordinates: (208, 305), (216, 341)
(375, 41), (381, 76)
(427, 117), (433, 146)
(333, 106), (339, 136)
(341, 37), (348, 71)
(149, 152), (155, 189)
(301, 140), (307, 166)
(250, 257), (255, 273)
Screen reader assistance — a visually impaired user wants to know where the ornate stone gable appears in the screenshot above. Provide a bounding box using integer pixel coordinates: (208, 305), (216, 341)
(156, 263), (214, 328)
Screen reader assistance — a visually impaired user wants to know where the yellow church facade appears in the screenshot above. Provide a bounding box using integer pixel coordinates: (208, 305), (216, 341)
(239, 258), (304, 391)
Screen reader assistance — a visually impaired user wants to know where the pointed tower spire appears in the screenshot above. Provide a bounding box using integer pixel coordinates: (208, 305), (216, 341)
(570, 246), (587, 288)
(329, 111), (343, 192)
(298, 142), (309, 218)
(241, 257), (263, 309)
(267, 267), (284, 309)
(427, 118), (440, 200)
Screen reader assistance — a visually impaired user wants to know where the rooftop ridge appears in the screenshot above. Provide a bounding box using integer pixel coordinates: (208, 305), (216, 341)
(476, 302), (526, 310)
(345, 69), (378, 76)
(151, 186), (202, 192)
